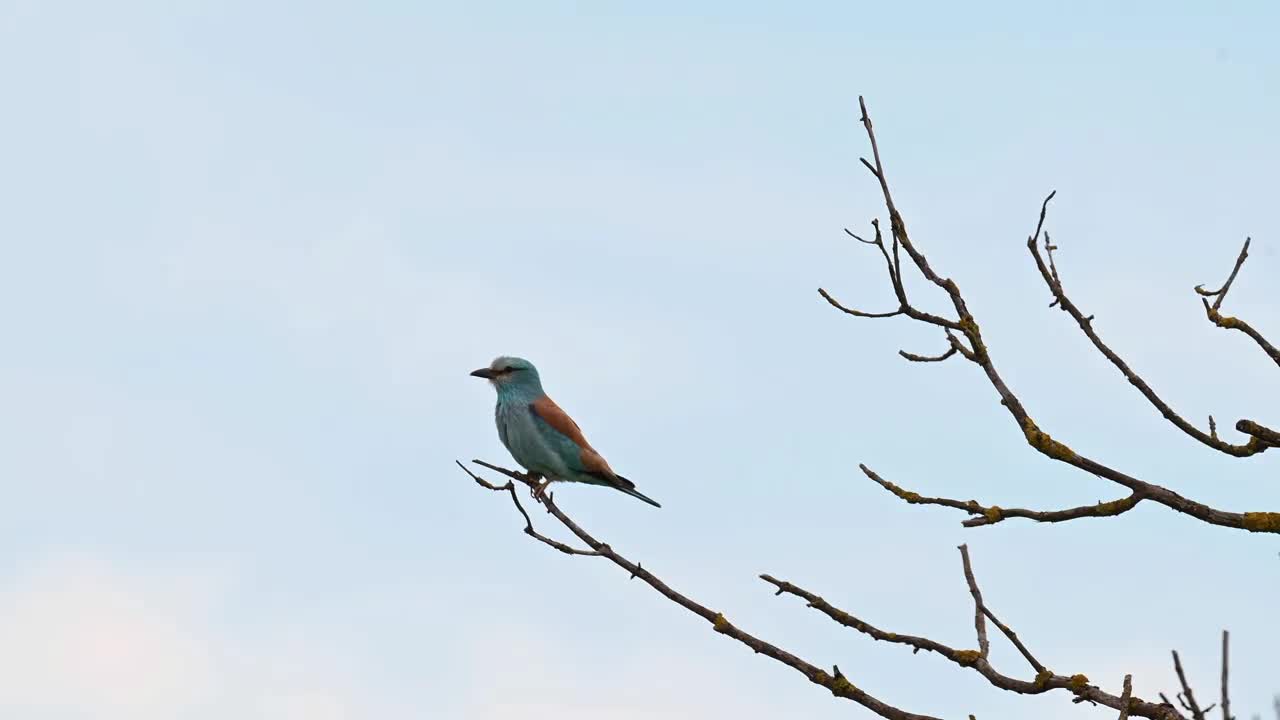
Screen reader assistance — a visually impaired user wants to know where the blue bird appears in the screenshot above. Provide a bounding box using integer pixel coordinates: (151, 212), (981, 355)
(471, 356), (661, 508)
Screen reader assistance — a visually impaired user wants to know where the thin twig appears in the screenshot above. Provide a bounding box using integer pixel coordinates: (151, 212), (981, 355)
(958, 545), (1046, 674)
(900, 345), (958, 363)
(1172, 650), (1206, 720)
(455, 461), (600, 556)
(983, 606), (1047, 675)
(818, 288), (903, 319)
(1027, 226), (1271, 457)
(1195, 238), (1251, 311)
(958, 544), (990, 659)
(1220, 631), (1230, 720)
(1194, 238), (1280, 368)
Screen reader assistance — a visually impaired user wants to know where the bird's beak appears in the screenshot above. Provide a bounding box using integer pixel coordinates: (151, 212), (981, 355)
(470, 367), (496, 379)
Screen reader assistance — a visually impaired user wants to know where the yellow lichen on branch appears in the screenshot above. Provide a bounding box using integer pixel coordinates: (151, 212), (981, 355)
(830, 676), (859, 696)
(1022, 418), (1077, 461)
(1093, 497), (1138, 516)
(1205, 307), (1241, 329)
(1242, 512), (1280, 533)
(957, 317), (989, 358)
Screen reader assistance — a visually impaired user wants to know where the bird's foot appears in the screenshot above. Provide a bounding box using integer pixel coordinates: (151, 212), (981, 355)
(528, 474), (548, 502)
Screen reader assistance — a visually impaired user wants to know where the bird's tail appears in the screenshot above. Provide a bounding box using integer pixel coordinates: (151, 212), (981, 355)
(611, 474), (661, 508)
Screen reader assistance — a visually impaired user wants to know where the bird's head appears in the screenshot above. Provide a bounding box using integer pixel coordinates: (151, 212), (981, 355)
(470, 356), (543, 394)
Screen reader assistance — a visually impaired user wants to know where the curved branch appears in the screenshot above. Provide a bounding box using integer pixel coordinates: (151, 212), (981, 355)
(900, 344), (958, 363)
(820, 216), (962, 333)
(456, 461), (600, 556)
(863, 464), (1144, 528)
(759, 546), (1181, 719)
(1027, 228), (1272, 457)
(827, 97), (1280, 535)
(1195, 238), (1280, 368)
(818, 288), (902, 319)
(460, 460), (942, 720)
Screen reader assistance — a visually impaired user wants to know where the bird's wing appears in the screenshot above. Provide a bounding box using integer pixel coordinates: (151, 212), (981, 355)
(529, 395), (615, 477)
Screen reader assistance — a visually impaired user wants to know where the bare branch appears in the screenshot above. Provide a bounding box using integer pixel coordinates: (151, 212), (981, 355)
(1194, 238), (1280, 367)
(858, 97), (959, 299)
(1120, 675), (1134, 720)
(465, 97), (1271, 720)
(1172, 650), (1206, 720)
(1195, 238), (1250, 310)
(957, 544), (990, 659)
(957, 545), (1047, 675)
(818, 288), (902, 319)
(863, 464), (1143, 528)
(455, 461), (600, 556)
(1220, 631), (1230, 720)
(460, 460), (943, 720)
(1027, 226), (1272, 457)
(760, 547), (1180, 719)
(825, 99), (1280, 535)
(822, 213), (963, 334)
(900, 344), (958, 363)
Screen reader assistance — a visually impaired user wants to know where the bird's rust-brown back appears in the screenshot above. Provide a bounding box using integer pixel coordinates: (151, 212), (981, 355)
(530, 395), (615, 476)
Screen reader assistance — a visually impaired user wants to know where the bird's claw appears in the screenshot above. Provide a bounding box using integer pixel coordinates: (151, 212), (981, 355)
(528, 474), (548, 502)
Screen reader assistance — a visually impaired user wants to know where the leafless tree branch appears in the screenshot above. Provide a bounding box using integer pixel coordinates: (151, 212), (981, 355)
(462, 96), (1269, 720)
(957, 544), (990, 660)
(1120, 675), (1134, 720)
(759, 545), (1182, 718)
(1220, 631), (1231, 720)
(455, 461), (601, 556)
(1027, 226), (1274, 457)
(822, 97), (1280, 535)
(460, 459), (945, 720)
(1195, 238), (1280, 368)
(862, 463), (1145, 527)
(1173, 650), (1207, 720)
(901, 345), (958, 363)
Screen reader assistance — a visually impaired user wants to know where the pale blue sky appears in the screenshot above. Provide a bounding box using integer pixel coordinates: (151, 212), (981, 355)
(1, 2), (1277, 718)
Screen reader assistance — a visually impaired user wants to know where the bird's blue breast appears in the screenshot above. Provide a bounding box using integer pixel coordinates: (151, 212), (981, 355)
(495, 395), (576, 479)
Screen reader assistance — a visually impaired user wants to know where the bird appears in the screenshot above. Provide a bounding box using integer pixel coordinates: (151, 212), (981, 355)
(470, 356), (661, 508)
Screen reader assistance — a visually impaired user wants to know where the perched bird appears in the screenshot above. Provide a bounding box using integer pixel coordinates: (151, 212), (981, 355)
(471, 356), (660, 508)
